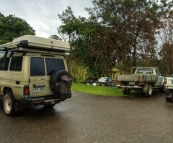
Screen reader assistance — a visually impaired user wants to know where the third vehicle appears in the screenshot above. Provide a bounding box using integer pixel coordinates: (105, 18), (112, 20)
(115, 67), (164, 96)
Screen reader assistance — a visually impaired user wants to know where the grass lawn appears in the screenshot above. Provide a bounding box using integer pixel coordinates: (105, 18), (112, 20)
(71, 82), (125, 96)
(71, 82), (157, 97)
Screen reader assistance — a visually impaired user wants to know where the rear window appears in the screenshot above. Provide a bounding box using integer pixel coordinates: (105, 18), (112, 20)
(137, 68), (152, 74)
(30, 57), (45, 76)
(46, 58), (65, 75)
(0, 57), (10, 71)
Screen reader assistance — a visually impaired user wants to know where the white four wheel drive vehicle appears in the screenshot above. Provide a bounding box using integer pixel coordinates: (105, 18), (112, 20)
(164, 76), (173, 102)
(115, 67), (164, 96)
(0, 35), (72, 116)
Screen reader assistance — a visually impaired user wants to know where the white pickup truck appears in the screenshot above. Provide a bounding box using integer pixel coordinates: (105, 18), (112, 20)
(115, 67), (164, 96)
(164, 76), (173, 101)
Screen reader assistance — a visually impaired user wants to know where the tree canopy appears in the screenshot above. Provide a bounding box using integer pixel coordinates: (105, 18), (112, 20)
(58, 0), (173, 77)
(0, 13), (35, 44)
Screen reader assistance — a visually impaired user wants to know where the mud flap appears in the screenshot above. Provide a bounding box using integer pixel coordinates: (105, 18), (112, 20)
(143, 83), (148, 93)
(15, 101), (23, 112)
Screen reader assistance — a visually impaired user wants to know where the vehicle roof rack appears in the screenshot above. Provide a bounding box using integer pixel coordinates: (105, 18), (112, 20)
(0, 35), (70, 55)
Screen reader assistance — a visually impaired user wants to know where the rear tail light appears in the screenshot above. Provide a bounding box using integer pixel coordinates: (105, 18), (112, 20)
(24, 85), (30, 98)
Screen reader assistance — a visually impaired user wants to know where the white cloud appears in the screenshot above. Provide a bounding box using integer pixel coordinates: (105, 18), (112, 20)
(0, 0), (93, 38)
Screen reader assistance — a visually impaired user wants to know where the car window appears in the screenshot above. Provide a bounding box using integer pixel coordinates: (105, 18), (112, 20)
(0, 57), (10, 71)
(30, 57), (45, 76)
(155, 69), (159, 75)
(137, 68), (151, 74)
(46, 58), (65, 75)
(10, 57), (23, 71)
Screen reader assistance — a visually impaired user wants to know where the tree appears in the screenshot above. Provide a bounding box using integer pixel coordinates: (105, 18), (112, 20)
(86, 0), (173, 70)
(57, 1), (173, 80)
(57, 7), (90, 80)
(0, 13), (35, 44)
(58, 7), (116, 77)
(159, 10), (173, 75)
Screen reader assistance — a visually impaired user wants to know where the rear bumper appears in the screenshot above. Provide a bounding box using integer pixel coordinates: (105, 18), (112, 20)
(116, 85), (142, 89)
(20, 97), (61, 105)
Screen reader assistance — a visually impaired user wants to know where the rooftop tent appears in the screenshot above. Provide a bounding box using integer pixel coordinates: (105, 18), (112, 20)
(0, 35), (70, 53)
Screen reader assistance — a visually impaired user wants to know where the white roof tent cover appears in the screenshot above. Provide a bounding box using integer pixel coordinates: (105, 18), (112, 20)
(0, 35), (70, 54)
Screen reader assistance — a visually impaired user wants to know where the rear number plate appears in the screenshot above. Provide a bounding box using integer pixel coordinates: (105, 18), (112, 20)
(33, 87), (44, 93)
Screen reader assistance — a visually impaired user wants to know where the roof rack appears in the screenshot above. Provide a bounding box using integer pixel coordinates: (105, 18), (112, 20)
(0, 35), (70, 54)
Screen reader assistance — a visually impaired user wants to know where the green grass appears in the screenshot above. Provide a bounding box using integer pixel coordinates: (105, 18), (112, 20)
(71, 82), (125, 96)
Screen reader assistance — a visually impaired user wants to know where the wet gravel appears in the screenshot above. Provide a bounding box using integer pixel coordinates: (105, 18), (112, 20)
(0, 91), (173, 143)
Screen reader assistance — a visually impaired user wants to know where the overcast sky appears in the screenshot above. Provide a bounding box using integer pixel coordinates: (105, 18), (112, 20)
(0, 0), (93, 38)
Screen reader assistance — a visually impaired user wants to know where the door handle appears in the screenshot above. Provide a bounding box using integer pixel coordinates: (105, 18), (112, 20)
(41, 78), (46, 80)
(33, 84), (45, 87)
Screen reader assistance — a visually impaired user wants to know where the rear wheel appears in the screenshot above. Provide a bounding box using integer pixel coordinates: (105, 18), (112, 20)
(144, 84), (153, 97)
(3, 92), (16, 116)
(159, 84), (165, 93)
(166, 89), (173, 102)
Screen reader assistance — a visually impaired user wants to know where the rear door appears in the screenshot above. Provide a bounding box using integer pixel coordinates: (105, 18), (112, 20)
(29, 57), (48, 97)
(29, 56), (66, 97)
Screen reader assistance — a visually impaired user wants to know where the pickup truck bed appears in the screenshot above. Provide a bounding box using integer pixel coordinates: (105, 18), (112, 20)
(115, 74), (158, 82)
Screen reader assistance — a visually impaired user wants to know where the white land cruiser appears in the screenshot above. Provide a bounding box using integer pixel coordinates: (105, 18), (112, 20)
(0, 35), (72, 116)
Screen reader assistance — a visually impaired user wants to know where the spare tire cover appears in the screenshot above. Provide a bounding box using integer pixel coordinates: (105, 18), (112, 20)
(49, 70), (72, 94)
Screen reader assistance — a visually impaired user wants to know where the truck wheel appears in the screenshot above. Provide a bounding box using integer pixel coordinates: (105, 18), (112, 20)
(3, 92), (16, 116)
(122, 87), (130, 94)
(159, 85), (165, 93)
(166, 89), (173, 102)
(144, 84), (153, 97)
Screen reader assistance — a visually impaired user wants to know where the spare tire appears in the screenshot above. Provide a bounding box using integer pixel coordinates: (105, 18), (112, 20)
(49, 70), (72, 99)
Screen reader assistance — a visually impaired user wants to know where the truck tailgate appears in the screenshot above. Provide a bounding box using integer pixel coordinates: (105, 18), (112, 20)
(165, 77), (173, 89)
